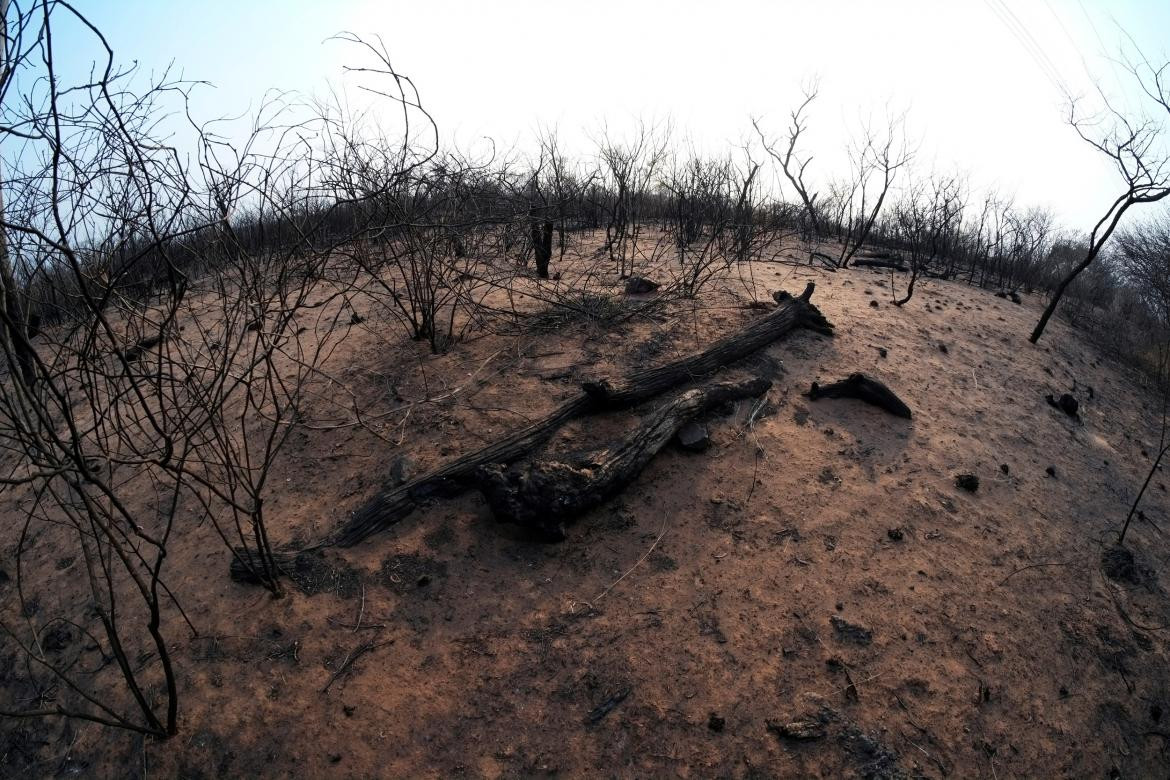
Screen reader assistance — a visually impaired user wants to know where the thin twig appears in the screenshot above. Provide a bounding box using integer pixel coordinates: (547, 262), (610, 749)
(594, 514), (669, 602)
(321, 639), (394, 694)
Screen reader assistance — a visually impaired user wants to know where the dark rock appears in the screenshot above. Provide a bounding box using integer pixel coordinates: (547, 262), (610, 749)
(878, 347), (887, 358)
(350, 311), (364, 325)
(887, 528), (904, 541)
(1046, 466), (1056, 478)
(1046, 392), (1080, 419)
(955, 473), (979, 492)
(869, 300), (879, 308)
(708, 712), (725, 733)
(1010, 292), (1022, 304)
(624, 276), (660, 295)
(939, 343), (949, 354)
(676, 422), (711, 453)
(999, 464), (1009, 475)
(830, 615), (873, 645)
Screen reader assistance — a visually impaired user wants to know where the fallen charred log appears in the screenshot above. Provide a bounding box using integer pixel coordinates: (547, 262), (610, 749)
(229, 283), (833, 583)
(476, 377), (771, 540)
(851, 258), (907, 272)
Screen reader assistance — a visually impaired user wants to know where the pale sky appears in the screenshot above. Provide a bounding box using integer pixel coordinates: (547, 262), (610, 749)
(56, 1), (1170, 229)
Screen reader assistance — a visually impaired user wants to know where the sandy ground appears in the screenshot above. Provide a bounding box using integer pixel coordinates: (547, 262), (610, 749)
(2, 237), (1169, 778)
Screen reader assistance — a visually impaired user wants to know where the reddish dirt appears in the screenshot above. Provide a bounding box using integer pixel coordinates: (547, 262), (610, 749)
(2, 238), (1169, 778)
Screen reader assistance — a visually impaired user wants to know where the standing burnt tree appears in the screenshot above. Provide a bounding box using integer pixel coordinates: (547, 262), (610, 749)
(596, 122), (670, 278)
(889, 172), (966, 305)
(754, 83), (911, 268)
(1030, 48), (1170, 343)
(753, 81), (823, 241)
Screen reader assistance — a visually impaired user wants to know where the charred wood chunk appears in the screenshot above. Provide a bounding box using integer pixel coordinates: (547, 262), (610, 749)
(1046, 392), (1079, 420)
(807, 373), (912, 419)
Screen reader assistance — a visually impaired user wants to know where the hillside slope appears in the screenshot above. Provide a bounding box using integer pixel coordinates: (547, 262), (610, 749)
(3, 257), (1169, 778)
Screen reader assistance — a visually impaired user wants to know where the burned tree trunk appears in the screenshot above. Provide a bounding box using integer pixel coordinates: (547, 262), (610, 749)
(532, 220), (554, 279)
(477, 377), (770, 540)
(229, 283), (833, 581)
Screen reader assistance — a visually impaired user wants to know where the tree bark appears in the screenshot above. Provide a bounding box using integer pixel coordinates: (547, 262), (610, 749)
(532, 220), (553, 279)
(476, 377), (770, 540)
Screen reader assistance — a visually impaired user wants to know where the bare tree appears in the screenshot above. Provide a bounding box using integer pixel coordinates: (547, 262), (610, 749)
(753, 80), (823, 239)
(889, 172), (965, 305)
(825, 112), (913, 268)
(596, 121), (670, 278)
(1030, 49), (1170, 343)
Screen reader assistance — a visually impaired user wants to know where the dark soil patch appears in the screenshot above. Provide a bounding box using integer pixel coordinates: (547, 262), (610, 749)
(381, 552), (448, 592)
(286, 550), (364, 598)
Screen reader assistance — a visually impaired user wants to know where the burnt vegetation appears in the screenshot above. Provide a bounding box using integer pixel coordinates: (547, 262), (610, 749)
(1, 2), (1170, 775)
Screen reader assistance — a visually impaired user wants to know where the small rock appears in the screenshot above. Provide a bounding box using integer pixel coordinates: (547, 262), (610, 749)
(830, 615), (873, 645)
(676, 422), (711, 453)
(416, 575), (431, 588)
(389, 455), (415, 486)
(887, 528), (904, 541)
(1010, 292), (1022, 304)
(955, 474), (979, 492)
(1046, 466), (1056, 478)
(624, 276), (660, 295)
(708, 712), (725, 733)
(939, 344), (949, 354)
(343, 705), (356, 717)
(878, 347), (887, 359)
(869, 300), (879, 308)
(350, 311), (364, 325)
(999, 464), (1009, 475)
